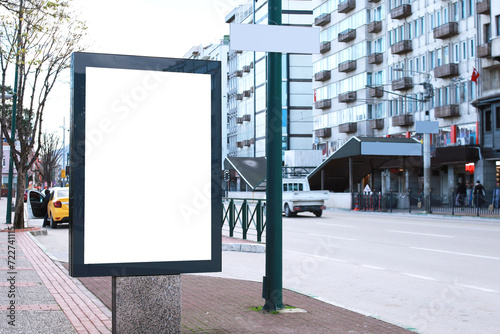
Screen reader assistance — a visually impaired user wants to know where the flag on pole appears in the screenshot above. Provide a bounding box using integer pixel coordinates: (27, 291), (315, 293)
(471, 67), (480, 83)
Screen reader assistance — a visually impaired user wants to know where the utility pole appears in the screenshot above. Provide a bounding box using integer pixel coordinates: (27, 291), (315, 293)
(263, 0), (283, 312)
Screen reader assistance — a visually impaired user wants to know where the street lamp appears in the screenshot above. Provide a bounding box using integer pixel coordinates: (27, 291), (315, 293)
(393, 68), (434, 211)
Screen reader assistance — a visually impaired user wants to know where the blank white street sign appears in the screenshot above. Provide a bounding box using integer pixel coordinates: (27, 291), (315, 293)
(230, 23), (320, 54)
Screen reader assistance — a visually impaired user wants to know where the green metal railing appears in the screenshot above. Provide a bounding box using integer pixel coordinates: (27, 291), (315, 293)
(222, 198), (266, 242)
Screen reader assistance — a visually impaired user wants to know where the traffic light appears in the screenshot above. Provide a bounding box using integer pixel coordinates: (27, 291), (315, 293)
(224, 170), (230, 182)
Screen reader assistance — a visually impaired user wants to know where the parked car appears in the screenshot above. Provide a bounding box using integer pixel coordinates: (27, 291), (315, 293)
(26, 187), (69, 228)
(47, 187), (69, 228)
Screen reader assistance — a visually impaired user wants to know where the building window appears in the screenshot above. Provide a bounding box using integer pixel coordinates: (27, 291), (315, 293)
(444, 46), (449, 64)
(496, 107), (500, 129)
(470, 39), (475, 58)
(453, 2), (458, 22)
(454, 43), (459, 63)
(462, 41), (467, 60)
(460, 0), (465, 19)
(485, 109), (492, 132)
(484, 23), (491, 43)
(430, 51), (435, 69)
(468, 0), (474, 16)
(496, 15), (500, 37)
(422, 55), (426, 71)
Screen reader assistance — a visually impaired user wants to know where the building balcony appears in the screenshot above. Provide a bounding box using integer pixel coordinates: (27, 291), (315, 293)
(320, 41), (331, 54)
(477, 43), (491, 58)
(434, 63), (459, 78)
(392, 114), (414, 127)
(242, 114), (251, 122)
(369, 119), (384, 129)
(435, 105), (459, 118)
(235, 70), (243, 77)
(368, 53), (383, 64)
(243, 65), (251, 73)
(236, 94), (243, 100)
(315, 128), (331, 138)
(236, 141), (244, 148)
(390, 4), (411, 20)
(367, 21), (382, 33)
(391, 77), (413, 91)
(315, 99), (332, 110)
(338, 29), (356, 43)
(476, 0), (490, 15)
(391, 40), (412, 55)
(338, 60), (356, 73)
(338, 91), (357, 103)
(368, 87), (384, 98)
(339, 122), (357, 133)
(338, 0), (355, 14)
(433, 22), (459, 39)
(243, 139), (252, 147)
(315, 70), (331, 81)
(314, 13), (331, 27)
(243, 90), (251, 97)
(236, 117), (243, 124)
(368, 0), (380, 2)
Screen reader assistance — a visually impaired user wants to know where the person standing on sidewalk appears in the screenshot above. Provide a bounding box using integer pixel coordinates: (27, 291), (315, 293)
(41, 189), (51, 227)
(473, 180), (485, 208)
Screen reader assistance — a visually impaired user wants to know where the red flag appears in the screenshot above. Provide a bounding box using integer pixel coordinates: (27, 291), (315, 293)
(471, 68), (480, 83)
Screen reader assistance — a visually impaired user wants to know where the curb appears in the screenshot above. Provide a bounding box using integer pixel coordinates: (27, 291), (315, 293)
(222, 243), (265, 253)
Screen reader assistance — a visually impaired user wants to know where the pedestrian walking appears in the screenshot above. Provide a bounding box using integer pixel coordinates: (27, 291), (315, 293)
(473, 180), (485, 207)
(456, 179), (467, 207)
(492, 182), (500, 208)
(41, 189), (51, 227)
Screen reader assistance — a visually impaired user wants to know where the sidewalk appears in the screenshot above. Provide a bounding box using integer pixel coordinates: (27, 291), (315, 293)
(0, 198), (413, 333)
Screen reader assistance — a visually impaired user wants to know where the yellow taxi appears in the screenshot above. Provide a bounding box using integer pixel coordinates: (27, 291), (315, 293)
(47, 187), (69, 228)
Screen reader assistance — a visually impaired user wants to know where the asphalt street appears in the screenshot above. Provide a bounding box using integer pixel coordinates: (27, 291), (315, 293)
(31, 210), (500, 334)
(220, 210), (500, 334)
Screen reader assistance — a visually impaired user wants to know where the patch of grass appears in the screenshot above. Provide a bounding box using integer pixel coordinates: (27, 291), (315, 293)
(249, 305), (296, 314)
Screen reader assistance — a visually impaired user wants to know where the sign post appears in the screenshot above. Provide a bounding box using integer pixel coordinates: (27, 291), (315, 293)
(70, 52), (222, 332)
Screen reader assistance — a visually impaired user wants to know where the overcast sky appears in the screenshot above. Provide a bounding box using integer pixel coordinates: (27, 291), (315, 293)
(44, 0), (245, 136)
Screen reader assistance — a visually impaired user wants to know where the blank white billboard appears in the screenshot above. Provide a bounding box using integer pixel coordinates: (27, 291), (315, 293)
(84, 67), (212, 264)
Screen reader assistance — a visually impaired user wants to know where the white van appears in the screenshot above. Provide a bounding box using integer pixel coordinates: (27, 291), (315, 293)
(282, 178), (329, 217)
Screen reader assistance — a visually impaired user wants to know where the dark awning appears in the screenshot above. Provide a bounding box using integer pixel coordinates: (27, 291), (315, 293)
(435, 145), (480, 165)
(471, 92), (500, 107)
(307, 136), (422, 192)
(224, 157), (267, 191)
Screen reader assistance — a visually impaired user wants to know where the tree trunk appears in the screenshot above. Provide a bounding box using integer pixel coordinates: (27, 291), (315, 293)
(13, 170), (26, 230)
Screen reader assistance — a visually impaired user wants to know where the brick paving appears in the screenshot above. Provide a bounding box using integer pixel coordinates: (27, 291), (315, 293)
(61, 265), (412, 333)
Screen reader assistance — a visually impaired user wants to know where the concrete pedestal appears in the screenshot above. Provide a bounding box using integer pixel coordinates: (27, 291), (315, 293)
(112, 275), (181, 334)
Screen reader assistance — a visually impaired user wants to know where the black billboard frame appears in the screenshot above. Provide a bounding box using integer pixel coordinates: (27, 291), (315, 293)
(69, 52), (222, 277)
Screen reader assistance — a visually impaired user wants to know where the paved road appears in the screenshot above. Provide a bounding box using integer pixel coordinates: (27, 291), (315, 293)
(219, 210), (500, 334)
(32, 209), (500, 333)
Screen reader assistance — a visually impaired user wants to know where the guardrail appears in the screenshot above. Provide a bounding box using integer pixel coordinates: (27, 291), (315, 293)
(352, 190), (500, 217)
(222, 198), (266, 242)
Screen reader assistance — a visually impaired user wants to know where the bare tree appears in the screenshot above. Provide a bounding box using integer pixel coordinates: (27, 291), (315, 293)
(35, 132), (61, 188)
(0, 0), (86, 229)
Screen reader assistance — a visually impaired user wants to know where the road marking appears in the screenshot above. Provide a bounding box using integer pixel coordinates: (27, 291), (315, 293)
(456, 283), (498, 293)
(360, 264), (386, 271)
(308, 233), (357, 241)
(285, 250), (348, 263)
(411, 247), (500, 261)
(401, 273), (438, 281)
(316, 223), (359, 229)
(389, 230), (454, 238)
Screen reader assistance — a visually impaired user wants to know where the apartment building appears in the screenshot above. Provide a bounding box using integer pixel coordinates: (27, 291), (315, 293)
(225, 0), (314, 159)
(312, 0), (495, 196)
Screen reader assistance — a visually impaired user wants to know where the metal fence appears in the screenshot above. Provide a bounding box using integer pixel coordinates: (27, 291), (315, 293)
(352, 190), (500, 217)
(222, 198), (266, 242)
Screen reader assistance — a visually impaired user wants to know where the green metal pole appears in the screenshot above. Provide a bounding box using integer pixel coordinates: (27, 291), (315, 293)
(262, 0), (283, 312)
(5, 67), (19, 226)
(6, 0), (22, 225)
